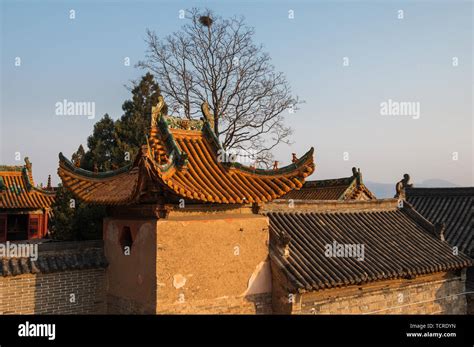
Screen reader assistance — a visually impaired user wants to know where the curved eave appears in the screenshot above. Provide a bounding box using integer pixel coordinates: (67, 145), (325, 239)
(57, 153), (141, 205)
(145, 135), (315, 204)
(58, 152), (133, 179)
(224, 147), (315, 178)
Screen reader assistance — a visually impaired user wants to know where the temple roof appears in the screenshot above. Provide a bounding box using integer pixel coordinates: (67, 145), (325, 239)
(406, 187), (473, 256)
(266, 199), (472, 293)
(58, 99), (315, 205)
(0, 158), (55, 210)
(278, 168), (376, 200)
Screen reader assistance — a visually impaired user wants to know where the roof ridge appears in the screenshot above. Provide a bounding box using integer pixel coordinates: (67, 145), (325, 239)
(0, 165), (24, 172)
(303, 176), (354, 187)
(263, 198), (398, 213)
(406, 187), (474, 196)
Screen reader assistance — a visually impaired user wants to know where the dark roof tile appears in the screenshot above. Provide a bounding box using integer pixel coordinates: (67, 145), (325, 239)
(0, 248), (107, 277)
(406, 187), (473, 255)
(266, 199), (472, 292)
(279, 169), (376, 201)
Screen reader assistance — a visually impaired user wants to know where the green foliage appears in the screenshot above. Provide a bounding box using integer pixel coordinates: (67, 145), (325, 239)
(82, 114), (119, 171)
(50, 185), (106, 241)
(115, 72), (166, 165)
(51, 73), (164, 241)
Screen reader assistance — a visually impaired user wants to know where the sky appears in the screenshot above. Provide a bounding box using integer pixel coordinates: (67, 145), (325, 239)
(1, 0), (472, 189)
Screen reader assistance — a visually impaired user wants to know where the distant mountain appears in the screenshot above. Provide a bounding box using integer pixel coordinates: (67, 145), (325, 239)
(364, 181), (395, 199)
(417, 179), (459, 188)
(365, 179), (459, 199)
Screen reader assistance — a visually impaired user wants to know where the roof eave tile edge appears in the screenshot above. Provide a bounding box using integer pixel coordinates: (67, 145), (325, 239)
(224, 147), (315, 177)
(58, 152), (133, 179)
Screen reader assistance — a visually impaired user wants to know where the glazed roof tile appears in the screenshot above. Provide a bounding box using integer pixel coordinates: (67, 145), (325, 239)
(58, 101), (315, 205)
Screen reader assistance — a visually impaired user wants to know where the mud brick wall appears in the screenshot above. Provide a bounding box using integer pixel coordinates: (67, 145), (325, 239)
(291, 272), (467, 315)
(0, 269), (106, 314)
(104, 212), (273, 314)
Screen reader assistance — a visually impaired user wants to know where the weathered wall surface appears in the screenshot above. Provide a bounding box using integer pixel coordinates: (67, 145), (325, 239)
(155, 214), (272, 314)
(103, 218), (158, 314)
(0, 269), (106, 314)
(276, 272), (467, 314)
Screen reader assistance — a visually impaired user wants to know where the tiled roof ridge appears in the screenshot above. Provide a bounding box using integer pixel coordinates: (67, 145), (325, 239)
(0, 165), (23, 172)
(0, 247), (108, 277)
(223, 147), (315, 177)
(265, 198), (399, 212)
(151, 108), (315, 177)
(399, 201), (444, 239)
(303, 173), (356, 188)
(406, 186), (474, 196)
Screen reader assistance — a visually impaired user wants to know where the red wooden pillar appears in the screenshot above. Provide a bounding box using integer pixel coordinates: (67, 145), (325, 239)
(27, 214), (40, 240)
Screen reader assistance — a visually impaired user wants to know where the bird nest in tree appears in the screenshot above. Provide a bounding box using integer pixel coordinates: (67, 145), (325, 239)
(199, 16), (213, 27)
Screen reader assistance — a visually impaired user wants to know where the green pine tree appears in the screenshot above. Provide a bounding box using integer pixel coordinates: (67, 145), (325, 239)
(51, 73), (165, 241)
(115, 72), (166, 165)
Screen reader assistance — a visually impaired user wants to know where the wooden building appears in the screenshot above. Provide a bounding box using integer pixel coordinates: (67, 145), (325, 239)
(278, 167), (376, 201)
(57, 98), (315, 314)
(0, 158), (55, 242)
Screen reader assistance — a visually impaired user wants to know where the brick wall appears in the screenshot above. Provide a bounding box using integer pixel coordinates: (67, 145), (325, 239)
(0, 269), (106, 314)
(289, 272), (467, 314)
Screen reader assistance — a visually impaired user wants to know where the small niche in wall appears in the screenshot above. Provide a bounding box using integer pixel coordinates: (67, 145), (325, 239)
(119, 226), (133, 255)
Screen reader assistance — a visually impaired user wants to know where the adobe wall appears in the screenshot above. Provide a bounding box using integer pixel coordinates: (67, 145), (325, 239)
(155, 213), (272, 314)
(273, 271), (467, 314)
(103, 218), (158, 314)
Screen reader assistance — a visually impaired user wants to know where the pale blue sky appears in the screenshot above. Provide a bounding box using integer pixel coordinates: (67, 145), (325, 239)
(1, 0), (472, 188)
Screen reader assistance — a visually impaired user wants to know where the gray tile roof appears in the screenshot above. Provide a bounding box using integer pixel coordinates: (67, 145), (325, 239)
(266, 199), (472, 292)
(406, 187), (473, 256)
(0, 247), (107, 277)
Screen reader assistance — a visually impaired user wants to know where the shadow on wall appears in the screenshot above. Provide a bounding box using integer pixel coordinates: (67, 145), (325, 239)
(432, 271), (467, 315)
(466, 266), (474, 315)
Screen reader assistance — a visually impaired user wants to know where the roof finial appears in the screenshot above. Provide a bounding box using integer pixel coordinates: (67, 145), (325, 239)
(201, 101), (214, 131)
(394, 173), (413, 199)
(47, 175), (52, 190)
(151, 95), (165, 127)
(273, 161), (279, 170)
(292, 153), (298, 163)
(24, 157), (32, 172)
(352, 167), (362, 184)
(276, 231), (291, 259)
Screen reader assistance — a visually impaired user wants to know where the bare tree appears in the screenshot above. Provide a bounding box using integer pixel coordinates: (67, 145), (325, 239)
(138, 8), (301, 166)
